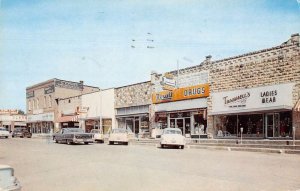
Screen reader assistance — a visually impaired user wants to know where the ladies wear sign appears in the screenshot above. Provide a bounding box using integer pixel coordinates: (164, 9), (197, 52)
(211, 83), (294, 115)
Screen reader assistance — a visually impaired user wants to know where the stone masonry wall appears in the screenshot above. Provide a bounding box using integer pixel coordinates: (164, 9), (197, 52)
(154, 34), (300, 138)
(115, 81), (152, 108)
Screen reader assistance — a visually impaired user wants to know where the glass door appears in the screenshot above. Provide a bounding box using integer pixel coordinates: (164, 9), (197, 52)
(266, 114), (274, 138)
(265, 113), (280, 138)
(175, 118), (184, 134)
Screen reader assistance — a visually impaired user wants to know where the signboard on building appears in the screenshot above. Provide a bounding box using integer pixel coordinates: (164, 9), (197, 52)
(27, 112), (54, 122)
(161, 73), (176, 91)
(26, 91), (34, 98)
(55, 79), (83, 90)
(211, 83), (294, 115)
(152, 83), (210, 104)
(0, 109), (18, 115)
(76, 106), (89, 114)
(44, 85), (55, 94)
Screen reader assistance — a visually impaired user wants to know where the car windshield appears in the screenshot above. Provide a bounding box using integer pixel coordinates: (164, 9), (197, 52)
(91, 129), (102, 133)
(112, 129), (127, 133)
(0, 128), (7, 131)
(64, 128), (84, 133)
(163, 129), (182, 135)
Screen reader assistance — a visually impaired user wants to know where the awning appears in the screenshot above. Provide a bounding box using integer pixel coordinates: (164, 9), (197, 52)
(209, 105), (293, 115)
(14, 122), (26, 126)
(155, 98), (207, 112)
(1, 122), (11, 126)
(57, 115), (78, 123)
(79, 116), (111, 120)
(115, 113), (149, 118)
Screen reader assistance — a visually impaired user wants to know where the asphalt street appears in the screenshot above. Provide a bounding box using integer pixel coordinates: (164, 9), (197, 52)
(1, 138), (300, 191)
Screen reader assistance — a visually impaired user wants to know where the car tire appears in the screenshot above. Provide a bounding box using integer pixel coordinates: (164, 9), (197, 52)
(5, 136), (8, 138)
(109, 141), (113, 145)
(84, 142), (89, 145)
(161, 144), (165, 148)
(124, 142), (128, 145)
(67, 140), (73, 145)
(181, 145), (184, 149)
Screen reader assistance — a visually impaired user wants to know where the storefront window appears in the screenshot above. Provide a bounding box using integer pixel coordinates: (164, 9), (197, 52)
(194, 114), (207, 134)
(102, 119), (112, 134)
(141, 116), (149, 130)
(155, 113), (167, 129)
(214, 112), (292, 138)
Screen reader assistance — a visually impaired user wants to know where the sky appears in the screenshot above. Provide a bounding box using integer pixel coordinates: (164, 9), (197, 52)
(0, 0), (299, 111)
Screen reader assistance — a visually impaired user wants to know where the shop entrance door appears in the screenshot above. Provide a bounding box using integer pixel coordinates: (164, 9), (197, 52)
(175, 118), (184, 134)
(265, 113), (280, 138)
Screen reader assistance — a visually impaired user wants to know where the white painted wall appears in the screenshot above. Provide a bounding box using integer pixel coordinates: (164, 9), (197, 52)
(81, 88), (115, 129)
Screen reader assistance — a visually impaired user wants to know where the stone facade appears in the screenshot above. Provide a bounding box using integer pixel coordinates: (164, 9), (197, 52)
(149, 33), (300, 138)
(115, 81), (152, 108)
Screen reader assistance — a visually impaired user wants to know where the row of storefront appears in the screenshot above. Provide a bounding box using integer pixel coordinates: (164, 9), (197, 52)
(24, 34), (300, 139)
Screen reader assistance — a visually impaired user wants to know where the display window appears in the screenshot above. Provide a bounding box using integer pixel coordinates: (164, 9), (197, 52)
(213, 111), (292, 138)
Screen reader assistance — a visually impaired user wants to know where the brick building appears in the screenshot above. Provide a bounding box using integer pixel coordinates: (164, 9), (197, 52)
(26, 78), (99, 133)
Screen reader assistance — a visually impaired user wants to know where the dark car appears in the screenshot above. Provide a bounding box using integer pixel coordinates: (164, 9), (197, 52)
(12, 128), (32, 138)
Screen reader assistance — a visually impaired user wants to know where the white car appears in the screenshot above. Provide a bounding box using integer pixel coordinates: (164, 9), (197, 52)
(108, 128), (129, 145)
(0, 165), (21, 191)
(90, 129), (104, 143)
(0, 127), (9, 139)
(160, 128), (186, 149)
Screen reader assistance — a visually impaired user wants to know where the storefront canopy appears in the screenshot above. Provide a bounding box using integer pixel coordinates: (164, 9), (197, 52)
(155, 98), (207, 112)
(57, 115), (78, 123)
(209, 105), (293, 115)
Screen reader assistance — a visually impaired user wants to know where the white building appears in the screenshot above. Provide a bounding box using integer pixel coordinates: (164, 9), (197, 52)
(80, 88), (115, 133)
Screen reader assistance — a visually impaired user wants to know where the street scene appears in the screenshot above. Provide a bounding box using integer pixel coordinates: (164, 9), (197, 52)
(1, 0), (300, 191)
(1, 138), (300, 191)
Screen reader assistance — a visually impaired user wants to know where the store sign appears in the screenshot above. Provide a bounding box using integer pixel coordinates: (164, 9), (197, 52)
(223, 92), (251, 108)
(211, 83), (294, 114)
(152, 83), (209, 104)
(77, 106), (89, 114)
(55, 79), (83, 90)
(44, 85), (55, 94)
(0, 109), (18, 115)
(27, 112), (54, 122)
(161, 73), (176, 90)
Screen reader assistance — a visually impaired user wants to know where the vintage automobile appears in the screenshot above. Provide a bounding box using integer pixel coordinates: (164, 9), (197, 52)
(0, 165), (21, 191)
(108, 128), (129, 145)
(53, 128), (93, 145)
(12, 128), (32, 138)
(0, 127), (10, 138)
(90, 129), (104, 143)
(160, 128), (186, 149)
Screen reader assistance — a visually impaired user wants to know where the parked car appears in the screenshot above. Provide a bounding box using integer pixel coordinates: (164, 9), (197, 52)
(108, 128), (129, 145)
(0, 127), (10, 138)
(90, 129), (104, 143)
(160, 128), (186, 149)
(53, 128), (93, 145)
(12, 128), (32, 138)
(0, 165), (21, 191)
